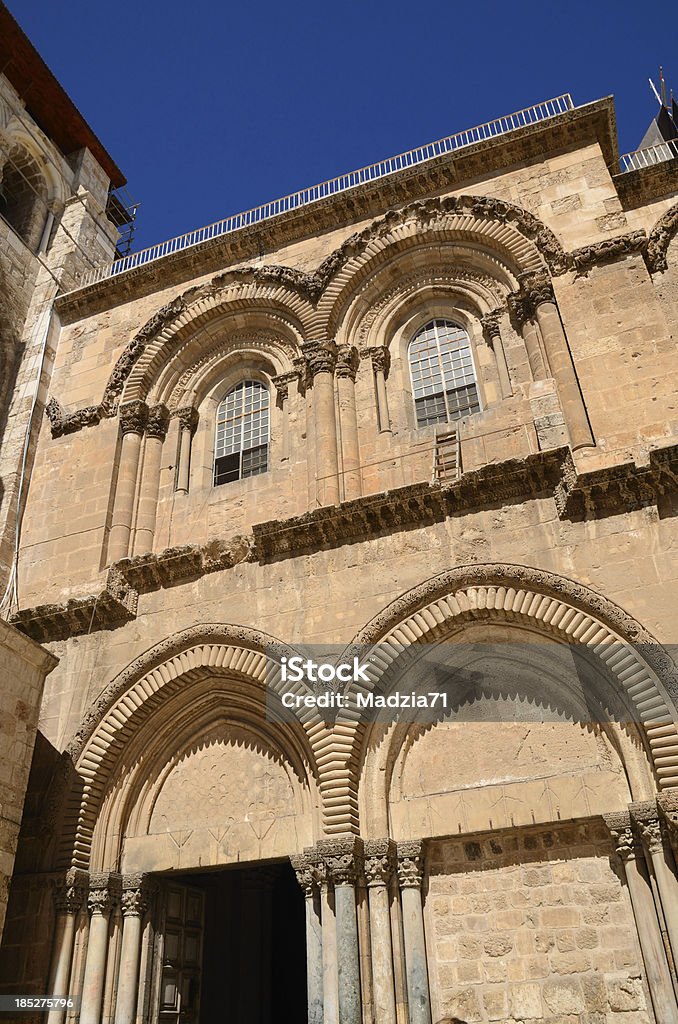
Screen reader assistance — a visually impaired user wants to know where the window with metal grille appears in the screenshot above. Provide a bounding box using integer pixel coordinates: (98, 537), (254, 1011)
(213, 380), (270, 486)
(408, 319), (480, 428)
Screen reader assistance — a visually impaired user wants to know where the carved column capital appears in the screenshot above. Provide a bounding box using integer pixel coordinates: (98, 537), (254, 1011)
(302, 339), (338, 378)
(175, 406), (199, 434)
(480, 308), (503, 341)
(54, 868), (88, 914)
(87, 872), (121, 916)
(508, 271), (555, 324)
(396, 840), (426, 889)
(359, 345), (391, 378)
(657, 792), (678, 851)
(120, 873), (155, 917)
(364, 839), (395, 887)
(630, 800), (665, 855)
(317, 837), (364, 887)
(272, 370), (300, 404)
(119, 400), (148, 436)
(603, 812), (641, 863)
(291, 854), (317, 897)
(146, 403), (170, 440)
(336, 345), (359, 381)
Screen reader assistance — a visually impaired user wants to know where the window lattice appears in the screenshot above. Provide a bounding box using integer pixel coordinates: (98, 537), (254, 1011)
(214, 380), (270, 486)
(408, 319), (480, 428)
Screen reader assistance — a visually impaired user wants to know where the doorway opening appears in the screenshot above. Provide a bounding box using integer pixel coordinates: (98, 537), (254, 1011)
(156, 860), (307, 1024)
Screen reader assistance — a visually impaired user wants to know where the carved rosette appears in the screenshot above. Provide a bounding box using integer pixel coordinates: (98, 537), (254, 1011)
(87, 873), (121, 916)
(336, 345), (360, 382)
(175, 406), (199, 434)
(603, 812), (640, 864)
(396, 840), (425, 889)
(54, 868), (88, 915)
(364, 839), (395, 888)
(146, 403), (170, 440)
(302, 340), (338, 379)
(272, 370), (300, 404)
(121, 874), (154, 918)
(317, 837), (364, 887)
(359, 345), (391, 378)
(119, 400), (148, 436)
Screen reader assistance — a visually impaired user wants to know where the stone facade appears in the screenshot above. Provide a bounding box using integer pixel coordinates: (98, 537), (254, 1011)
(1, 42), (678, 1024)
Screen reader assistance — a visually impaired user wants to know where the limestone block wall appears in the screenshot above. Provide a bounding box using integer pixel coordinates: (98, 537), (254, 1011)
(425, 822), (650, 1023)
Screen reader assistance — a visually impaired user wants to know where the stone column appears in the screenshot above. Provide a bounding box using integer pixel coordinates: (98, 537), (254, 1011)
(396, 842), (431, 1024)
(292, 855), (324, 1024)
(336, 345), (362, 502)
(365, 841), (397, 1024)
(361, 346), (391, 433)
(632, 801), (678, 976)
(80, 874), (119, 1024)
(272, 371), (299, 464)
(604, 812), (678, 1022)
(134, 404), (169, 554)
(319, 837), (363, 1024)
(114, 875), (153, 1024)
(507, 290), (549, 382)
(480, 310), (512, 400)
(174, 406), (199, 494)
(108, 402), (148, 563)
(303, 340), (340, 506)
(521, 272), (594, 450)
(47, 870), (87, 1024)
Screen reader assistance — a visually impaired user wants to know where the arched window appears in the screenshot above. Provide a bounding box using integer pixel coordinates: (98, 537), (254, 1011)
(0, 146), (48, 251)
(408, 318), (480, 428)
(213, 380), (270, 486)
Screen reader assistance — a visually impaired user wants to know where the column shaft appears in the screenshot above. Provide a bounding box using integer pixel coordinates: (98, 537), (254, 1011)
(175, 407), (198, 494)
(534, 300), (593, 449)
(336, 347), (361, 502)
(522, 318), (549, 381)
(314, 371), (340, 506)
(335, 883), (362, 1024)
(321, 883), (339, 1024)
(305, 889), (324, 1024)
(368, 884), (397, 1024)
(134, 433), (164, 554)
(114, 914), (142, 1024)
(46, 912), (77, 1024)
(108, 403), (147, 563)
(397, 843), (431, 1024)
(80, 913), (111, 1024)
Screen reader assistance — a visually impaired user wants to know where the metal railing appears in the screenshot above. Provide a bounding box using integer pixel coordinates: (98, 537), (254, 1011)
(73, 94), (574, 291)
(619, 139), (678, 173)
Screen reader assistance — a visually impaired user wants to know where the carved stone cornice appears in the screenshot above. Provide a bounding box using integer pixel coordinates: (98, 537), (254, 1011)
(317, 837), (364, 887)
(646, 199), (678, 273)
(87, 872), (121, 916)
(302, 339), (338, 378)
(603, 812), (640, 863)
(119, 400), (148, 436)
(570, 230), (647, 275)
(335, 345), (359, 381)
(54, 868), (89, 915)
(272, 370), (300, 403)
(359, 345), (390, 378)
(146, 403), (170, 440)
(175, 406), (199, 434)
(364, 839), (395, 887)
(396, 840), (425, 889)
(121, 873), (155, 917)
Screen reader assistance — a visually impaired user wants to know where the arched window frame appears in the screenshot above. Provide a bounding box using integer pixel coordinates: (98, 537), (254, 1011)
(213, 378), (271, 486)
(407, 317), (482, 429)
(0, 143), (49, 252)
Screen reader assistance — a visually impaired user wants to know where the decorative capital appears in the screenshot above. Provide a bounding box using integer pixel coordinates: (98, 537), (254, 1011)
(87, 873), (121, 916)
(480, 309), (503, 341)
(336, 345), (360, 381)
(54, 868), (88, 914)
(121, 873), (154, 917)
(603, 812), (638, 863)
(175, 406), (199, 434)
(364, 839), (395, 887)
(509, 271), (554, 324)
(302, 339), (338, 378)
(119, 400), (148, 436)
(290, 854), (317, 897)
(146, 403), (170, 440)
(272, 370), (300, 404)
(317, 837), (363, 887)
(630, 800), (664, 854)
(657, 793), (678, 849)
(359, 345), (390, 378)
(396, 840), (425, 889)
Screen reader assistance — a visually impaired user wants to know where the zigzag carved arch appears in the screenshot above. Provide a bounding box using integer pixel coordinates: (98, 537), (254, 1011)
(647, 199), (678, 273)
(318, 564), (678, 835)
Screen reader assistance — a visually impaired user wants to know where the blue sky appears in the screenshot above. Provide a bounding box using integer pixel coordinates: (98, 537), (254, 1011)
(8, 0), (677, 252)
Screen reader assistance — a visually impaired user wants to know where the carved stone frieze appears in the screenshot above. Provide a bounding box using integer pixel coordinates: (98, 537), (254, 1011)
(146, 403), (170, 440)
(302, 339), (338, 378)
(396, 840), (425, 889)
(119, 400), (148, 436)
(359, 345), (391, 378)
(570, 230), (647, 274)
(364, 839), (395, 887)
(646, 199), (678, 273)
(335, 345), (359, 381)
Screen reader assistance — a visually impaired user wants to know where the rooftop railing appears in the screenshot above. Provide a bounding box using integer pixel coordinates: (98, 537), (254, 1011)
(72, 94), (574, 291)
(619, 138), (678, 173)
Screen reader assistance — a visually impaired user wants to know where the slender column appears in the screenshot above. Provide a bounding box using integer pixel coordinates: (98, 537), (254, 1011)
(319, 837), (363, 1024)
(272, 372), (299, 463)
(522, 271), (593, 450)
(303, 340), (340, 506)
(396, 842), (431, 1024)
(365, 841), (397, 1024)
(47, 870), (88, 1024)
(114, 875), (153, 1024)
(174, 407), (199, 494)
(318, 861), (338, 1024)
(80, 875), (120, 1024)
(108, 402), (147, 562)
(633, 802), (678, 977)
(604, 812), (678, 1022)
(336, 345), (362, 502)
(292, 855), (324, 1024)
(361, 346), (391, 433)
(480, 310), (512, 399)
(133, 404), (169, 554)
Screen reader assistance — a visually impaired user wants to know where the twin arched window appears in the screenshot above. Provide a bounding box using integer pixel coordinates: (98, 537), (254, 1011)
(213, 380), (270, 486)
(408, 318), (480, 428)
